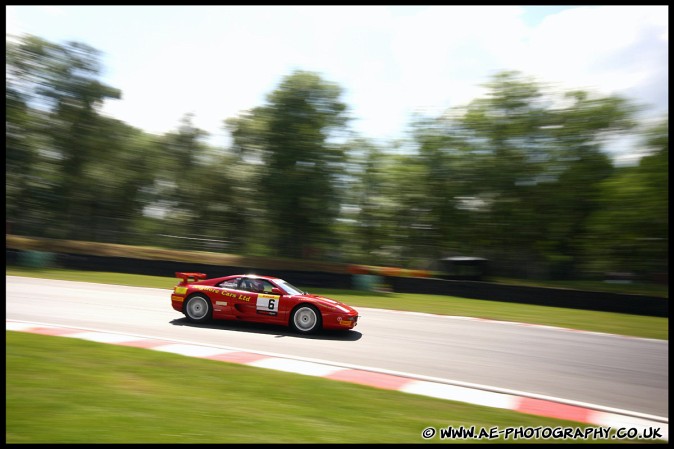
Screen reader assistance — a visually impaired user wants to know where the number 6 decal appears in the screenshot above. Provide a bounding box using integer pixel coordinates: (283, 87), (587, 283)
(257, 294), (280, 312)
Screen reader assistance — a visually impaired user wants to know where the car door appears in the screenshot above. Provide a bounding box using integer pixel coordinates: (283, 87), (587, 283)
(243, 278), (286, 322)
(211, 277), (242, 318)
(221, 278), (284, 323)
(225, 278), (258, 317)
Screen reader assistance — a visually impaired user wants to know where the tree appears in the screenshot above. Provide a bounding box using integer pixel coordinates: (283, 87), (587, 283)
(226, 70), (349, 258)
(581, 118), (668, 279)
(337, 138), (393, 264)
(410, 71), (638, 278)
(6, 35), (122, 239)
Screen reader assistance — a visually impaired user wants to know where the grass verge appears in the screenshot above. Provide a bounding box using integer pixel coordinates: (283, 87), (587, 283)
(6, 331), (650, 444)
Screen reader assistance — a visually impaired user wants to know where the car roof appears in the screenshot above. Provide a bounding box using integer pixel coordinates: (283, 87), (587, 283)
(229, 274), (281, 281)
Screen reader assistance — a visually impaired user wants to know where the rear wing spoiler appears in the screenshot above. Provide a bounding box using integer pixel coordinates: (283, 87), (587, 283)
(175, 272), (207, 286)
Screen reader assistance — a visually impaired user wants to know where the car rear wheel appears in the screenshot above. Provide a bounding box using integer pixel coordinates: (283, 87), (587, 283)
(184, 294), (212, 323)
(290, 304), (322, 334)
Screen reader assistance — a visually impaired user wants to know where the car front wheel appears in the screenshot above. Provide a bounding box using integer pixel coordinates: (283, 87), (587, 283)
(290, 304), (322, 334)
(184, 294), (212, 323)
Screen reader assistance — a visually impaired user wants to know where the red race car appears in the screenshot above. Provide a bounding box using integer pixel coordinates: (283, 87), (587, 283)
(171, 272), (359, 334)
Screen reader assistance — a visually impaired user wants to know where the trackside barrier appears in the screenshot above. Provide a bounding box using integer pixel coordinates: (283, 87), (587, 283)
(5, 250), (668, 317)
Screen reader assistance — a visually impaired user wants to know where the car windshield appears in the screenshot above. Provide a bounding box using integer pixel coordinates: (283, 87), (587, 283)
(276, 279), (304, 296)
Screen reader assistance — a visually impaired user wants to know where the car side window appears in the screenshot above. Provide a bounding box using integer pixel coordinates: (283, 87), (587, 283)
(260, 281), (275, 293)
(239, 278), (275, 293)
(219, 278), (240, 289)
(240, 279), (253, 291)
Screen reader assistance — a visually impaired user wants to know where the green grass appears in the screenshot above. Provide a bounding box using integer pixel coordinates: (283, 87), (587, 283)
(7, 267), (668, 340)
(6, 331), (652, 444)
(6, 267), (181, 289)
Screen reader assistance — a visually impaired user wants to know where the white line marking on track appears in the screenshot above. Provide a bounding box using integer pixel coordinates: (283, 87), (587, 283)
(248, 357), (347, 377)
(62, 331), (146, 344)
(152, 343), (236, 357)
(401, 380), (519, 410)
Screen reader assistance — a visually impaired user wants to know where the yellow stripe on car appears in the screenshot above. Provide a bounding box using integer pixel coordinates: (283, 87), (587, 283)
(258, 294), (280, 300)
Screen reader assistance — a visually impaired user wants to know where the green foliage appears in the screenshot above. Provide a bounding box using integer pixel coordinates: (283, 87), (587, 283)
(226, 70), (350, 258)
(395, 71), (651, 279)
(5, 35), (668, 283)
(6, 35), (124, 240)
(581, 119), (668, 277)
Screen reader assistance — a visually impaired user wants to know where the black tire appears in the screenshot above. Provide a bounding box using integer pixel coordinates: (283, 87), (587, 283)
(290, 304), (322, 335)
(184, 294), (213, 323)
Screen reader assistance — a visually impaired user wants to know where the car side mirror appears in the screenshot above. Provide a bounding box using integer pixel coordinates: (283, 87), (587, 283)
(271, 287), (284, 295)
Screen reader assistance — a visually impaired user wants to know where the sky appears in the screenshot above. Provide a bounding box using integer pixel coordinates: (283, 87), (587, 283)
(6, 5), (669, 163)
